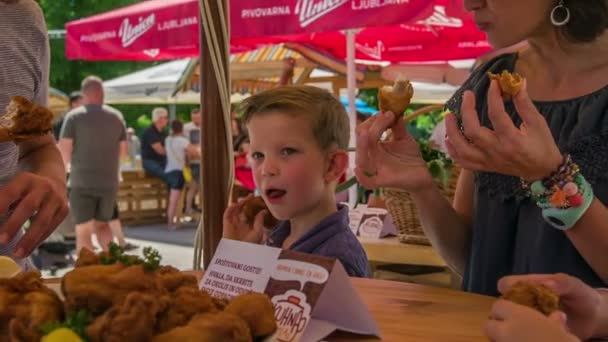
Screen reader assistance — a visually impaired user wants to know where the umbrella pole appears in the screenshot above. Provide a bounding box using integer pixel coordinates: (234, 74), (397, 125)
(195, 0), (233, 270)
(346, 29), (358, 207)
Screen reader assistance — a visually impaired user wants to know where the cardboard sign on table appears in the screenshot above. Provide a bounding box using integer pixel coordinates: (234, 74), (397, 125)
(200, 239), (380, 342)
(347, 204), (397, 238)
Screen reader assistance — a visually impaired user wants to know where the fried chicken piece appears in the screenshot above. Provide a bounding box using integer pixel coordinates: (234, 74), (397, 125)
(224, 293), (276, 338)
(87, 291), (168, 342)
(0, 271), (64, 342)
(156, 286), (219, 333)
(62, 264), (166, 316)
(242, 196), (279, 228)
(157, 265), (198, 292)
(0, 96), (54, 143)
(488, 70), (523, 100)
(501, 281), (560, 316)
(212, 297), (229, 311)
(74, 248), (101, 267)
(152, 312), (252, 342)
(378, 78), (414, 122)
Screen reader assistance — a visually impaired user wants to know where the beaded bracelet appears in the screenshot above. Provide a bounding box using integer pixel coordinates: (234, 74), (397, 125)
(522, 154), (594, 230)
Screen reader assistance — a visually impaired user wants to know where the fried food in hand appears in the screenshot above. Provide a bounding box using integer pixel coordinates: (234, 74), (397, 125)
(152, 312), (252, 342)
(242, 196), (279, 228)
(0, 96), (54, 143)
(156, 286), (219, 333)
(0, 271), (64, 342)
(501, 281), (559, 316)
(62, 264), (165, 316)
(488, 70), (523, 100)
(87, 291), (168, 342)
(378, 78), (414, 122)
(224, 293), (276, 338)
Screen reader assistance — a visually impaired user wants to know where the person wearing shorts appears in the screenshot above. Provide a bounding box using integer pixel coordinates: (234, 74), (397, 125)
(58, 76), (127, 252)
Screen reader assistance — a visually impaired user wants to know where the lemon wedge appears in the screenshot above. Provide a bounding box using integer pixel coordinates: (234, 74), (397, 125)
(0, 256), (22, 278)
(42, 328), (83, 342)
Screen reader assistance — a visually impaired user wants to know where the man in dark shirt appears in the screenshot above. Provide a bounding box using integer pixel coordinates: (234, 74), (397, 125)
(53, 91), (82, 141)
(141, 107), (169, 179)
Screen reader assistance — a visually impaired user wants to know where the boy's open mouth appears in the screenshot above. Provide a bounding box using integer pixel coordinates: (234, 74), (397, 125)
(266, 188), (286, 199)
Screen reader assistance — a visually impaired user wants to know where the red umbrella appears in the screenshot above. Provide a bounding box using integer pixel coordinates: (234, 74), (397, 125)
(65, 0), (199, 61)
(231, 0), (490, 62)
(65, 0), (490, 62)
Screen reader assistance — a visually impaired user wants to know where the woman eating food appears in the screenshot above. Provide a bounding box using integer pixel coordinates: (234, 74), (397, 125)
(356, 0), (608, 300)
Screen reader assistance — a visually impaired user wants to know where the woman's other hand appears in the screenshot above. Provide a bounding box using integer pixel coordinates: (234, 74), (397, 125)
(497, 273), (604, 340)
(485, 299), (579, 342)
(355, 111), (433, 192)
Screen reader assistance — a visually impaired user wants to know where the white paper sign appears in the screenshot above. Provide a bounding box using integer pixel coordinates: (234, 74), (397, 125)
(200, 239), (380, 341)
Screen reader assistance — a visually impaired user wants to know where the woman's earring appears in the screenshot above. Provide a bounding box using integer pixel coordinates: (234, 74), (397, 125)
(551, 0), (570, 26)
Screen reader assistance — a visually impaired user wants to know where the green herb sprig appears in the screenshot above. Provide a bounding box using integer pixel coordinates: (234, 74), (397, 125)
(99, 242), (162, 271)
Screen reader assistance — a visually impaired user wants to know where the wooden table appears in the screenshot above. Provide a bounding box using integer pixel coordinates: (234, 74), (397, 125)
(44, 273), (492, 341)
(330, 277), (493, 341)
(358, 236), (446, 267)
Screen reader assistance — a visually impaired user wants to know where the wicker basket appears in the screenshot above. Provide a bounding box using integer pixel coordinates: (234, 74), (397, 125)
(385, 166), (461, 245)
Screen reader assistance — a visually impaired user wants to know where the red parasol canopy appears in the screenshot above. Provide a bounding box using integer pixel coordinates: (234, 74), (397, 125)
(65, 0), (491, 62)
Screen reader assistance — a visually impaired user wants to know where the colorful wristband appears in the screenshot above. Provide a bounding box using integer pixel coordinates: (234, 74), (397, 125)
(531, 173), (593, 230)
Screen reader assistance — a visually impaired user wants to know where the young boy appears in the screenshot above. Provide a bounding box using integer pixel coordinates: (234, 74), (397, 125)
(223, 85), (370, 278)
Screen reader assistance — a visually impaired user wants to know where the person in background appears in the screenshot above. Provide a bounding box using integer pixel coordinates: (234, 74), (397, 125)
(58, 76), (127, 253)
(99, 205), (137, 251)
(164, 120), (198, 229)
(141, 107), (168, 180)
(0, 0), (68, 264)
(183, 107), (202, 214)
(53, 91), (82, 142)
(125, 127), (141, 168)
(485, 273), (608, 342)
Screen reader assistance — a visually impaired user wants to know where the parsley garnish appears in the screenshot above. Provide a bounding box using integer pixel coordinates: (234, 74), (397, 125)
(99, 242), (162, 271)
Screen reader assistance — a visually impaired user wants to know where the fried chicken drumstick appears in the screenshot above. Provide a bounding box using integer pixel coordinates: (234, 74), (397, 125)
(378, 78), (414, 123)
(0, 96), (53, 143)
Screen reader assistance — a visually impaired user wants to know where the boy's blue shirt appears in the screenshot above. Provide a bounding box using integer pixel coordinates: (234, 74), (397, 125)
(266, 205), (371, 278)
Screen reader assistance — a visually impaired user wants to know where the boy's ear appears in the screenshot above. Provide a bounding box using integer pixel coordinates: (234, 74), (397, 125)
(324, 149), (349, 183)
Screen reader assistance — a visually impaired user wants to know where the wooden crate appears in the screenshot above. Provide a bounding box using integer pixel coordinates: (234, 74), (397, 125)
(118, 170), (168, 226)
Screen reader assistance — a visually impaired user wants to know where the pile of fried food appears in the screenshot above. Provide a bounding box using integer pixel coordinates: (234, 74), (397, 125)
(0, 96), (54, 144)
(0, 244), (277, 342)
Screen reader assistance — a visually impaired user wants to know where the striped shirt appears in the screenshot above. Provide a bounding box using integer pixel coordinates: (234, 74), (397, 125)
(0, 0), (50, 268)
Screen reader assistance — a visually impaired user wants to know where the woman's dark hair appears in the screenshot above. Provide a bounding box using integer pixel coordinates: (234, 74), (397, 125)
(561, 0), (608, 43)
(171, 119), (183, 134)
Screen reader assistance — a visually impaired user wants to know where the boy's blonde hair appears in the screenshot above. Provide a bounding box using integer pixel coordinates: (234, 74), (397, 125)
(240, 86), (350, 150)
